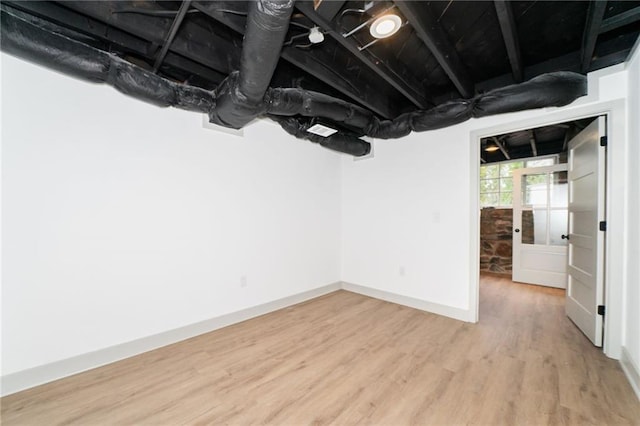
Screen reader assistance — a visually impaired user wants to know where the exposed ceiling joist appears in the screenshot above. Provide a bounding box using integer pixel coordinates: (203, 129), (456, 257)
(314, 0), (346, 22)
(562, 131), (571, 152)
(494, 0), (523, 83)
(600, 6), (640, 34)
(192, 1), (400, 118)
(152, 0), (192, 73)
(492, 137), (510, 160)
(3, 1), (225, 85)
(61, 1), (240, 74)
(395, 1), (474, 98)
(281, 47), (400, 118)
(581, 1), (607, 73)
(4, 0), (636, 158)
(476, 26), (634, 95)
(529, 131), (538, 157)
(295, 1), (430, 110)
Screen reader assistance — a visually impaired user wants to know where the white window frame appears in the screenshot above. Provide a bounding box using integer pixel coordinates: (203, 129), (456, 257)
(480, 154), (559, 208)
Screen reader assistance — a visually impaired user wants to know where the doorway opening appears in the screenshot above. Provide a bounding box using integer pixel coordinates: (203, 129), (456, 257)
(478, 117), (595, 281)
(468, 99), (626, 358)
(477, 115), (609, 347)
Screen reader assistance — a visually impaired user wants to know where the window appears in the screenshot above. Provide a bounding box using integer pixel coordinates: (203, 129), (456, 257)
(480, 157), (557, 207)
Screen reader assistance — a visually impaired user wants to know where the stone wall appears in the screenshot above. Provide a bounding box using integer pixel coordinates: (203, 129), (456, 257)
(480, 208), (514, 275)
(480, 208), (534, 275)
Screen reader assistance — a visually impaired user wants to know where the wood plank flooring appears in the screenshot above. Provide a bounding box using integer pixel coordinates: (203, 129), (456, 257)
(2, 275), (639, 425)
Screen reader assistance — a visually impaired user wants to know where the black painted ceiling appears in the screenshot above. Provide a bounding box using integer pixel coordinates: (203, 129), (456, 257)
(3, 1), (639, 144)
(480, 117), (597, 164)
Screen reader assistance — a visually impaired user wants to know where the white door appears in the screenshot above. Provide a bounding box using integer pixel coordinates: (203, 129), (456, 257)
(565, 117), (606, 347)
(512, 164), (569, 288)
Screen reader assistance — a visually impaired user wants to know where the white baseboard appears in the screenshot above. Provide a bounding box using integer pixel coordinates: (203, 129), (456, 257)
(620, 346), (640, 401)
(1, 281), (471, 397)
(0, 282), (341, 397)
(341, 282), (472, 322)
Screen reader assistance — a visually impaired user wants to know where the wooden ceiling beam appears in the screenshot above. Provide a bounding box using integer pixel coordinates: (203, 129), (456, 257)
(529, 131), (538, 157)
(599, 6), (640, 34)
(61, 1), (240, 74)
(494, 0), (523, 83)
(3, 1), (225, 85)
(581, 1), (607, 73)
(475, 29), (632, 95)
(315, 0), (347, 22)
(492, 137), (511, 160)
(395, 1), (474, 98)
(152, 0), (191, 72)
(296, 1), (431, 110)
(192, 1), (400, 118)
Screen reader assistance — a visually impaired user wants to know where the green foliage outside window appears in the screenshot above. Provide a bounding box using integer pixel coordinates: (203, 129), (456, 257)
(480, 158), (555, 207)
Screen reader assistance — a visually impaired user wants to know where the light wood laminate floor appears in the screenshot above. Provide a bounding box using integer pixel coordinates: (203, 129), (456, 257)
(2, 275), (639, 425)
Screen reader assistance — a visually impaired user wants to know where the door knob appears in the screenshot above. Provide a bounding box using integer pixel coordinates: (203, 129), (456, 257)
(561, 234), (570, 240)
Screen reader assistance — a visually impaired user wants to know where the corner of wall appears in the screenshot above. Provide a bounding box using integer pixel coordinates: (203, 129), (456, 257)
(621, 347), (640, 402)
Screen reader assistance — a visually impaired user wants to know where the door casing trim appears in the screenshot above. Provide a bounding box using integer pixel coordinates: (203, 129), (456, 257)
(469, 99), (627, 359)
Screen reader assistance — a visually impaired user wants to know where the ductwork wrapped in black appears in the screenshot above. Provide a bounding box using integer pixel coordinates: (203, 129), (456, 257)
(1, 5), (588, 156)
(0, 10), (214, 113)
(239, 0), (294, 104)
(0, 7), (110, 83)
(397, 72), (585, 136)
(267, 88), (374, 134)
(472, 72), (587, 117)
(208, 0), (294, 129)
(264, 72), (587, 139)
(272, 116), (371, 156)
(411, 100), (474, 131)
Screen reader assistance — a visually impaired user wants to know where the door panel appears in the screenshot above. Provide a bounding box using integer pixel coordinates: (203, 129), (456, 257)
(512, 164), (568, 288)
(565, 116), (606, 347)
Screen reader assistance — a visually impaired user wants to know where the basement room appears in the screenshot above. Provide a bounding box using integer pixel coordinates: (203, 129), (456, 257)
(1, 0), (640, 424)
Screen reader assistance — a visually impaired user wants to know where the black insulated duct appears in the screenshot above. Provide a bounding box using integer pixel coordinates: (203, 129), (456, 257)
(266, 72), (587, 139)
(0, 3), (588, 157)
(208, 0), (294, 129)
(272, 116), (371, 157)
(0, 9), (214, 114)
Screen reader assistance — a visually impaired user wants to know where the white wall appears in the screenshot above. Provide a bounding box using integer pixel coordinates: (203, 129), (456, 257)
(1, 54), (342, 377)
(341, 122), (475, 312)
(2, 45), (639, 396)
(623, 41), (640, 393)
(341, 65), (631, 327)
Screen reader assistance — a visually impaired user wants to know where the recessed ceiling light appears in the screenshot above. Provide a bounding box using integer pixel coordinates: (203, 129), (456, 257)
(369, 14), (402, 39)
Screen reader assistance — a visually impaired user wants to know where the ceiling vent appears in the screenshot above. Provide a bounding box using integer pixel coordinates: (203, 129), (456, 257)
(307, 123), (338, 137)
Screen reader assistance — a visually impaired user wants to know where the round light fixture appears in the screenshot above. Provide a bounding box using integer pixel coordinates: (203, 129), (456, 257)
(369, 14), (402, 39)
(485, 143), (500, 152)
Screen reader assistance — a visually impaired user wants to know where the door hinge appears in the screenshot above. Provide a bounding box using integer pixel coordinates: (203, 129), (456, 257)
(599, 221), (607, 231)
(600, 136), (608, 147)
(597, 305), (605, 316)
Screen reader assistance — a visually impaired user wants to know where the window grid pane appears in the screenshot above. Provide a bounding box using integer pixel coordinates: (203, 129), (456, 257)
(480, 156), (558, 208)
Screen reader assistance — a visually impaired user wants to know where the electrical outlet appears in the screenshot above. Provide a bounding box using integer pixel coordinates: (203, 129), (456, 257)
(399, 266), (405, 276)
(240, 275), (248, 288)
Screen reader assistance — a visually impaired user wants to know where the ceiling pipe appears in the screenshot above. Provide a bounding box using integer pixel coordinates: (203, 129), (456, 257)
(208, 0), (294, 128)
(0, 9), (214, 112)
(266, 72), (587, 140)
(0, 5), (587, 157)
(0, 7), (370, 156)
